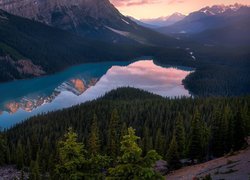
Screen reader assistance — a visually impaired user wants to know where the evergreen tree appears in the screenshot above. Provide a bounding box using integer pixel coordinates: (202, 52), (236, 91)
(175, 113), (186, 158)
(189, 110), (203, 162)
(25, 138), (32, 166)
(120, 122), (128, 140)
(107, 127), (163, 179)
(226, 106), (234, 151)
(107, 109), (120, 158)
(233, 111), (247, 150)
(88, 114), (100, 155)
(200, 119), (210, 160)
(0, 133), (7, 165)
(211, 109), (227, 157)
(142, 127), (152, 155)
(29, 160), (40, 180)
(55, 128), (85, 179)
(166, 134), (181, 169)
(16, 140), (24, 169)
(40, 137), (50, 173)
(155, 128), (165, 156)
(241, 103), (250, 136)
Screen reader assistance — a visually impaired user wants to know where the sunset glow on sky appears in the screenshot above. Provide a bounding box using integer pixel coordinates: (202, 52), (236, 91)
(109, 0), (250, 19)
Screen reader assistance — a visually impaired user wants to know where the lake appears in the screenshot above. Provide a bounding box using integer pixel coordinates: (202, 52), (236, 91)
(0, 60), (193, 128)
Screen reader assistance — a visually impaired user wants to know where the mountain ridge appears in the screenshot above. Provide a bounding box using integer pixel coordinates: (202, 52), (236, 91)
(140, 12), (185, 27)
(157, 4), (249, 34)
(0, 0), (176, 45)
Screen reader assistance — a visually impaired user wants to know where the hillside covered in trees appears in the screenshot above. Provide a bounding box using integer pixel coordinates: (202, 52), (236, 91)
(0, 87), (249, 179)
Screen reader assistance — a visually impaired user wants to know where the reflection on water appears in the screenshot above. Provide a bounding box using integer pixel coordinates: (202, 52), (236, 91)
(0, 60), (193, 128)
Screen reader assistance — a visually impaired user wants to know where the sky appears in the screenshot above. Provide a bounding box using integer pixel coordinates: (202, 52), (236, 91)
(109, 0), (250, 19)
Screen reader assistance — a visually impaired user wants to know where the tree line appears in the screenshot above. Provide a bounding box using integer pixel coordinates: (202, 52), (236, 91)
(0, 88), (249, 179)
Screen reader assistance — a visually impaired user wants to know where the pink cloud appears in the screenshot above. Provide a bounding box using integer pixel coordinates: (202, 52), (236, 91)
(110, 0), (161, 7)
(168, 0), (185, 4)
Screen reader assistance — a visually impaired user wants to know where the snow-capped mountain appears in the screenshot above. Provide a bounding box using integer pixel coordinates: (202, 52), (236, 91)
(157, 4), (249, 34)
(199, 3), (243, 15)
(140, 12), (185, 27)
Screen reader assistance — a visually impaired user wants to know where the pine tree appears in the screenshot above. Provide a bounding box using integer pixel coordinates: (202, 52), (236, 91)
(88, 114), (100, 155)
(16, 140), (24, 169)
(211, 110), (224, 157)
(175, 113), (186, 158)
(107, 109), (120, 158)
(226, 106), (234, 151)
(189, 110), (203, 162)
(155, 128), (165, 156)
(166, 134), (181, 169)
(40, 137), (50, 173)
(25, 138), (32, 166)
(233, 111), (246, 150)
(0, 133), (7, 165)
(55, 128), (85, 179)
(142, 127), (152, 155)
(107, 127), (163, 179)
(120, 122), (128, 140)
(29, 159), (40, 180)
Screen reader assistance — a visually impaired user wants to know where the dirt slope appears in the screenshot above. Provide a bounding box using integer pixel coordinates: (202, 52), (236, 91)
(166, 138), (250, 180)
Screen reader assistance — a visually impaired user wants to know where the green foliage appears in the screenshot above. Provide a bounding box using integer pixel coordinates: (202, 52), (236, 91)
(55, 128), (85, 180)
(88, 114), (100, 155)
(2, 88), (249, 176)
(16, 140), (24, 169)
(175, 113), (186, 157)
(233, 111), (247, 150)
(29, 159), (40, 180)
(166, 134), (181, 169)
(189, 110), (203, 160)
(107, 109), (121, 158)
(0, 133), (7, 165)
(107, 127), (163, 179)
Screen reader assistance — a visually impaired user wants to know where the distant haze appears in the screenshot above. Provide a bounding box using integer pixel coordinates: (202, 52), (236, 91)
(109, 0), (250, 19)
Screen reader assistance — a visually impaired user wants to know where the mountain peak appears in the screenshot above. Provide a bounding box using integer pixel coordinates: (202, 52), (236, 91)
(139, 12), (185, 27)
(199, 3), (246, 15)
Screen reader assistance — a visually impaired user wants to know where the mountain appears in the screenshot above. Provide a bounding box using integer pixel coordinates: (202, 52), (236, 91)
(127, 16), (158, 29)
(0, 9), (192, 82)
(0, 9), (147, 82)
(190, 16), (250, 46)
(140, 13), (185, 27)
(157, 4), (249, 34)
(0, 0), (175, 45)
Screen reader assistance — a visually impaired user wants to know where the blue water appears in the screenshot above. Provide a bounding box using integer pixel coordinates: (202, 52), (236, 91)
(0, 60), (193, 128)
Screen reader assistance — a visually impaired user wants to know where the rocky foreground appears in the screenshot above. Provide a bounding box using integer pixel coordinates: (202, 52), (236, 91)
(0, 165), (28, 180)
(166, 138), (250, 180)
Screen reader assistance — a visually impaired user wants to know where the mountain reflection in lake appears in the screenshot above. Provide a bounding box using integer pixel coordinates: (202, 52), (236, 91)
(0, 60), (193, 128)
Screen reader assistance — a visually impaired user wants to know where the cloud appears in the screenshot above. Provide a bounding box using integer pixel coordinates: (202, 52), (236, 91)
(168, 0), (185, 5)
(110, 0), (161, 7)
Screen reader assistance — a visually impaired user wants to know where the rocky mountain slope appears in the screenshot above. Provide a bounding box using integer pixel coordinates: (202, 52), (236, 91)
(0, 9), (192, 82)
(0, 0), (175, 45)
(141, 12), (185, 27)
(157, 4), (249, 34)
(0, 10), (146, 82)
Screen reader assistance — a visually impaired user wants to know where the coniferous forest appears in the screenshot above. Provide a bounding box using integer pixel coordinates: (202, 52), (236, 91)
(0, 88), (249, 179)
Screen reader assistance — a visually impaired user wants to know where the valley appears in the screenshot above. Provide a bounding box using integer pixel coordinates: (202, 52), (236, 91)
(0, 0), (249, 179)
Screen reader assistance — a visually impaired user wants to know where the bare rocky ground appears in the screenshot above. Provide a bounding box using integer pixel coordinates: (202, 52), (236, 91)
(0, 165), (28, 180)
(166, 138), (250, 180)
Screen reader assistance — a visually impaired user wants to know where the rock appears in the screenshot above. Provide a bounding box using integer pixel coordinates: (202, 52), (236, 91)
(154, 160), (169, 175)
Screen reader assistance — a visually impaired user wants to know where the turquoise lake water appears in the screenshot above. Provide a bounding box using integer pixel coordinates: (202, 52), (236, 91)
(0, 60), (193, 128)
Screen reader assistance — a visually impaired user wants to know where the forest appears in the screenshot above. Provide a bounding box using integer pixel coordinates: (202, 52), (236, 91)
(0, 87), (249, 179)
